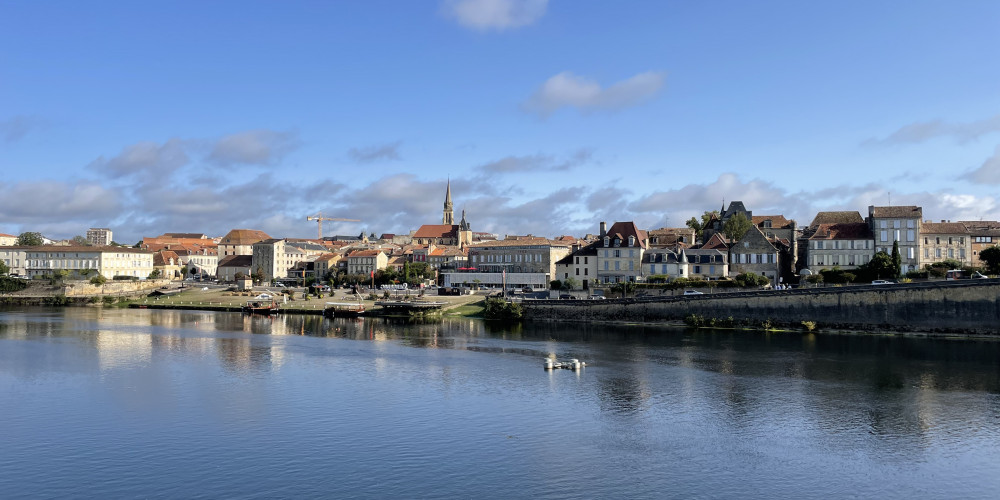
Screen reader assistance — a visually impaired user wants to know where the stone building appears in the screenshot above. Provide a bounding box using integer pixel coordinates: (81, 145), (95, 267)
(20, 245), (154, 279)
(868, 206), (922, 274)
(595, 221), (648, 284)
(963, 221), (1000, 268)
(728, 226), (783, 285)
(919, 222), (971, 266)
(219, 229), (272, 257)
(554, 242), (600, 290)
(803, 223), (874, 273)
(86, 228), (113, 246)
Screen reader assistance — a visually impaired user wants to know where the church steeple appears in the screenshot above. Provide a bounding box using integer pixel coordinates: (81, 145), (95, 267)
(443, 178), (454, 225)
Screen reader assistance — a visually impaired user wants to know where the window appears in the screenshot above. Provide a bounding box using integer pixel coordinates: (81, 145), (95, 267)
(604, 261), (609, 271)
(948, 249), (954, 258)
(614, 250), (621, 258)
(924, 237), (928, 244)
(575, 257), (579, 264)
(575, 268), (579, 275)
(603, 237), (609, 247)
(908, 248), (914, 259)
(584, 268), (588, 275)
(960, 249), (966, 259)
(880, 221), (887, 229)
(880, 231), (888, 242)
(907, 220), (915, 229)
(614, 261), (620, 271)
(694, 265), (701, 273)
(628, 235), (635, 247)
(894, 230), (900, 242)
(893, 220), (900, 229)
(584, 257), (588, 264)
(628, 261), (634, 271)
(924, 248), (929, 258)
(936, 237), (940, 245)
(907, 230), (914, 242)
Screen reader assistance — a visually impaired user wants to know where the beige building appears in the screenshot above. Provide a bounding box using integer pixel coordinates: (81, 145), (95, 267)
(804, 223), (874, 273)
(920, 222), (971, 266)
(219, 229), (271, 257)
(86, 228), (113, 246)
(467, 236), (573, 278)
(21, 245), (153, 279)
(346, 250), (388, 276)
(647, 227), (696, 249)
(0, 246), (26, 275)
(963, 221), (1000, 269)
(554, 243), (600, 290)
(595, 221), (648, 284)
(0, 233), (16, 246)
(251, 239), (329, 281)
(217, 255), (252, 282)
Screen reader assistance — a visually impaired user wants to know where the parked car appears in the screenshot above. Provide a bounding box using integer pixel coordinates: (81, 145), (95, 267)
(274, 283), (285, 288)
(683, 290), (704, 295)
(972, 272), (989, 279)
(871, 280), (894, 285)
(588, 295), (606, 300)
(559, 294), (577, 300)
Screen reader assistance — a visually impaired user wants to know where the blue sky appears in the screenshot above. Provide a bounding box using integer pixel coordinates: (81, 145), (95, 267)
(2, 0), (1000, 243)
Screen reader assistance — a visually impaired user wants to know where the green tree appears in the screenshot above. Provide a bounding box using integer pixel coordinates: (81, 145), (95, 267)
(54, 269), (70, 282)
(252, 266), (265, 284)
(980, 246), (1000, 275)
(90, 275), (107, 285)
(550, 279), (562, 290)
(16, 232), (44, 246)
(71, 235), (90, 246)
(865, 251), (896, 280)
(0, 260), (9, 275)
(685, 210), (719, 239)
(148, 269), (161, 279)
(562, 277), (580, 290)
(723, 212), (753, 242)
(734, 272), (770, 287)
(890, 240), (902, 278)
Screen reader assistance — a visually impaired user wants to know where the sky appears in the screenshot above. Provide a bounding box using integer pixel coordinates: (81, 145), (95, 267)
(2, 0), (1000, 244)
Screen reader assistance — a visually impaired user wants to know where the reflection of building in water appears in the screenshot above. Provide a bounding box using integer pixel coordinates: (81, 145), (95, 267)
(215, 337), (281, 373)
(96, 330), (152, 371)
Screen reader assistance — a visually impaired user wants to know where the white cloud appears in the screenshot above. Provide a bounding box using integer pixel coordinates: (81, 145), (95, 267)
(963, 146), (1000, 184)
(0, 115), (45, 143)
(476, 148), (592, 173)
(443, 0), (547, 31)
(207, 129), (299, 167)
(524, 71), (666, 116)
(88, 138), (190, 176)
(348, 141), (403, 163)
(866, 113), (1000, 146)
(0, 181), (122, 222)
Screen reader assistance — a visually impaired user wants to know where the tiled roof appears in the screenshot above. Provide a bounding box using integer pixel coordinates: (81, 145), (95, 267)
(921, 222), (969, 235)
(604, 221), (648, 248)
(752, 215), (793, 228)
(700, 232), (730, 250)
(220, 229), (272, 245)
(348, 249), (384, 258)
(808, 211), (864, 228)
(468, 236), (572, 248)
(413, 224), (458, 239)
(809, 223), (873, 240)
(870, 206), (922, 219)
(20, 245), (152, 254)
(153, 250), (181, 266)
(159, 233), (208, 239)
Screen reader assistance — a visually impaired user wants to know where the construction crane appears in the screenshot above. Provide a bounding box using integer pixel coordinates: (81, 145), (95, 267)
(306, 212), (360, 239)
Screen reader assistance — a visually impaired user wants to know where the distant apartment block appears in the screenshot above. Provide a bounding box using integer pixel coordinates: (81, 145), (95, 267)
(86, 228), (113, 246)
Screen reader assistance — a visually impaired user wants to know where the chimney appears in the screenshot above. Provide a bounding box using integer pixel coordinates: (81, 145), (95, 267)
(600, 222), (607, 238)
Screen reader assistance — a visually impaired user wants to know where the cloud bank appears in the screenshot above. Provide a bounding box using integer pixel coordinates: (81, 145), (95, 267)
(443, 0), (548, 31)
(524, 71), (666, 116)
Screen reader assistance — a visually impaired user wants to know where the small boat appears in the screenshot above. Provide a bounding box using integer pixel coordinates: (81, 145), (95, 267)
(242, 299), (280, 315)
(323, 301), (366, 318)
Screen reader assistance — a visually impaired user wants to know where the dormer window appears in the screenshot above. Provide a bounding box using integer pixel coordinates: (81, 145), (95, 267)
(628, 236), (635, 247)
(613, 238), (620, 247)
(603, 236), (610, 247)
(762, 220), (772, 228)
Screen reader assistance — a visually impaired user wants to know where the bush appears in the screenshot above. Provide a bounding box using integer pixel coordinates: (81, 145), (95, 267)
(112, 275), (138, 281)
(801, 321), (816, 331)
(483, 297), (523, 320)
(102, 296), (115, 305)
(0, 276), (28, 293)
(90, 275), (108, 285)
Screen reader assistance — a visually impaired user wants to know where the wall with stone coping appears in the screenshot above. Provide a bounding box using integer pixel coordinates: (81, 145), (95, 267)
(522, 280), (1000, 334)
(0, 279), (168, 298)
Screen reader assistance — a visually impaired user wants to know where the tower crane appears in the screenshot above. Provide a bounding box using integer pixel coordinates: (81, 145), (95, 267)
(306, 212), (360, 239)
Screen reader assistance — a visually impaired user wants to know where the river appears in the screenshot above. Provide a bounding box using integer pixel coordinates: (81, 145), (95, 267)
(2, 307), (1000, 498)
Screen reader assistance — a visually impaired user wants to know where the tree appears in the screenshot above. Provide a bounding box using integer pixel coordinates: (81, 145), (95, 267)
(723, 212), (753, 242)
(16, 232), (43, 246)
(865, 251), (896, 281)
(0, 260), (9, 275)
(71, 235), (90, 246)
(685, 210), (719, 239)
(234, 271), (246, 280)
(148, 269), (161, 279)
(980, 246), (1000, 275)
(90, 275), (107, 285)
(562, 277), (580, 290)
(252, 266), (265, 284)
(890, 240), (902, 278)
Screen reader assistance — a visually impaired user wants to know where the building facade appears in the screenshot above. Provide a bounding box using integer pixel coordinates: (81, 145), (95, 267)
(868, 206), (922, 274)
(219, 229), (272, 257)
(21, 246), (153, 279)
(804, 223), (874, 273)
(919, 222), (971, 266)
(595, 221), (648, 284)
(86, 228), (113, 246)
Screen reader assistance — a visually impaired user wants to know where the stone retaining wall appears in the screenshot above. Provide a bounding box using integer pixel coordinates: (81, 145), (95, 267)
(523, 280), (1000, 334)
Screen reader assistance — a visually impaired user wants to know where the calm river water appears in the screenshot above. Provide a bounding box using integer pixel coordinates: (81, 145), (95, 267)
(2, 307), (1000, 498)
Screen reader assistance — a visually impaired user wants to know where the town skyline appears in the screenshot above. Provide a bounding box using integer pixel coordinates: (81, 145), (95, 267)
(3, 1), (1000, 244)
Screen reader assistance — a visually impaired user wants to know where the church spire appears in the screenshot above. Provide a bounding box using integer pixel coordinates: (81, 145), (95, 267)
(443, 178), (454, 225)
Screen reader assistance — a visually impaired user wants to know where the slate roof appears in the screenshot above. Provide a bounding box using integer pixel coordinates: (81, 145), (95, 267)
(808, 223), (873, 240)
(604, 221), (648, 248)
(468, 237), (571, 248)
(218, 255), (253, 268)
(752, 215), (793, 229)
(921, 222), (970, 235)
(808, 211), (864, 228)
(869, 206), (922, 219)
